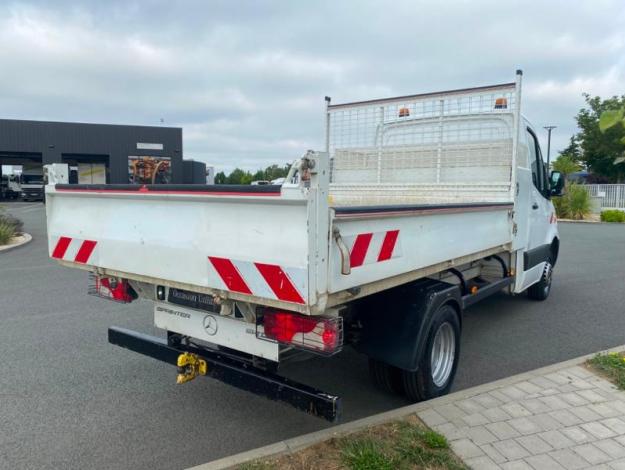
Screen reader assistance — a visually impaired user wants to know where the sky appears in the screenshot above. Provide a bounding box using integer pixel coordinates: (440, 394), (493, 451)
(1, 0), (624, 173)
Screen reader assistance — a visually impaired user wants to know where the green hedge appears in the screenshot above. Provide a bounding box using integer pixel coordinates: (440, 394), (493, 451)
(601, 209), (625, 223)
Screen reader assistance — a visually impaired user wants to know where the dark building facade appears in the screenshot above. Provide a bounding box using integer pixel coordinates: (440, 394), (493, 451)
(183, 160), (209, 184)
(0, 119), (184, 184)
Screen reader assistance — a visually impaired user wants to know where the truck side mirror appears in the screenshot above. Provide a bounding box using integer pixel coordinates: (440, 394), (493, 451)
(549, 171), (564, 197)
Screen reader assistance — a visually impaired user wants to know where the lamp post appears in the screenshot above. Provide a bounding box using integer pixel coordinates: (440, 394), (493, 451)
(543, 125), (557, 169)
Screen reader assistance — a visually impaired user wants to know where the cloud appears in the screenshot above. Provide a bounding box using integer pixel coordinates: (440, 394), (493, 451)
(1, 0), (624, 170)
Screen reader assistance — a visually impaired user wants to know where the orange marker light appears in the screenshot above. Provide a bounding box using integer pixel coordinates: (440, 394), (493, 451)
(494, 98), (508, 109)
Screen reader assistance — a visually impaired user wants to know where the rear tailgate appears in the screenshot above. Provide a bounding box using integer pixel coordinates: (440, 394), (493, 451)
(46, 184), (312, 312)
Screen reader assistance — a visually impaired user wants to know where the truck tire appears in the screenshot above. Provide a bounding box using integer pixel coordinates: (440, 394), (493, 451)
(402, 304), (460, 402)
(368, 358), (403, 394)
(527, 260), (553, 301)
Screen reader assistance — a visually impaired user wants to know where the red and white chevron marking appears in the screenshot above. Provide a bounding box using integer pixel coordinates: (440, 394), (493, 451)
(50, 236), (98, 264)
(346, 229), (401, 268)
(208, 256), (307, 305)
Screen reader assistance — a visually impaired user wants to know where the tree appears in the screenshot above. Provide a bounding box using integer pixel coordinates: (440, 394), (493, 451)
(558, 135), (582, 164)
(552, 155), (581, 177)
(214, 162), (292, 184)
(252, 170), (266, 181)
(575, 94), (625, 182)
(226, 168), (253, 184)
(214, 171), (226, 184)
(598, 97), (625, 168)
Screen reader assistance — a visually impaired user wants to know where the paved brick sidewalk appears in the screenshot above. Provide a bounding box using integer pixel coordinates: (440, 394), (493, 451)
(419, 365), (625, 469)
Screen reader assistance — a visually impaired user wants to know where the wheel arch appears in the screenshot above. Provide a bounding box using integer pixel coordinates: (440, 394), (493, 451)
(352, 279), (462, 372)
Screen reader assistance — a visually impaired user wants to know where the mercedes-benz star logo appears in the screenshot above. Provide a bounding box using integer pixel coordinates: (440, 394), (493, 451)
(203, 314), (218, 336)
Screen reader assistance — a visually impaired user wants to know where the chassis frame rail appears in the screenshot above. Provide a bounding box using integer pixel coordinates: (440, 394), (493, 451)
(108, 326), (342, 422)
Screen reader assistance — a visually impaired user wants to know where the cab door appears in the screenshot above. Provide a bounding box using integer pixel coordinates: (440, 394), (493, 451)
(520, 127), (553, 289)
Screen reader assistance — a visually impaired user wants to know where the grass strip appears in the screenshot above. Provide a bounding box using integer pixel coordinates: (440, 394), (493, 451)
(588, 352), (625, 390)
(239, 415), (467, 470)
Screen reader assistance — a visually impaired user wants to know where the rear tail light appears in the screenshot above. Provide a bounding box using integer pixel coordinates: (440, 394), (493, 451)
(89, 274), (136, 303)
(257, 310), (343, 355)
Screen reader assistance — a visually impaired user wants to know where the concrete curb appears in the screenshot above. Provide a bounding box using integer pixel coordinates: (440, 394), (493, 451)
(0, 233), (32, 253)
(558, 219), (600, 224)
(189, 344), (625, 470)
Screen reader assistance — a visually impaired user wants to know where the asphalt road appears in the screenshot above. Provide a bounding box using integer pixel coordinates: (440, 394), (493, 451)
(1, 202), (624, 469)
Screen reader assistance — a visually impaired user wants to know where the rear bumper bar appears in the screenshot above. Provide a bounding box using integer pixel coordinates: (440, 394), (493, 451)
(108, 326), (342, 422)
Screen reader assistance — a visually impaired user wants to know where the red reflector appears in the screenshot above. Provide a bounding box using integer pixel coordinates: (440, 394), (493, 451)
(89, 274), (135, 303)
(258, 310), (343, 355)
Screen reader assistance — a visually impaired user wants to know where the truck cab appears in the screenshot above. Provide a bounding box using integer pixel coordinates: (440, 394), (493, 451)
(1, 174), (21, 199)
(20, 171), (45, 201)
(514, 120), (561, 299)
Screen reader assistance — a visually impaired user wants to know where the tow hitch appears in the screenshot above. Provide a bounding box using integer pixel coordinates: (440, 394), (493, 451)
(176, 352), (207, 384)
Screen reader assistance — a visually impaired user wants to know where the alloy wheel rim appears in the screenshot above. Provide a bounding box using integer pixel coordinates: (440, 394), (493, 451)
(543, 262), (553, 294)
(430, 322), (455, 387)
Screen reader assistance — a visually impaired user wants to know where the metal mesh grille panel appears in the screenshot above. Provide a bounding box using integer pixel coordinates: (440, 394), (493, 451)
(327, 86), (517, 206)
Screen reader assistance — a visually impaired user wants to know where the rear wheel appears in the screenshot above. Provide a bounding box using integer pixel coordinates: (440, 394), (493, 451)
(368, 358), (403, 394)
(402, 304), (460, 402)
(527, 259), (553, 301)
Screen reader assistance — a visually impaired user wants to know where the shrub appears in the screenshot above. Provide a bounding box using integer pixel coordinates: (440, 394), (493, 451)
(552, 195), (570, 218)
(566, 184), (592, 220)
(0, 221), (16, 245)
(0, 213), (24, 234)
(553, 183), (591, 220)
(601, 209), (625, 223)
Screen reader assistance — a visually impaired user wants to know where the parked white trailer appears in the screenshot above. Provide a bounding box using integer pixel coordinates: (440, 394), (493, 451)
(45, 71), (563, 421)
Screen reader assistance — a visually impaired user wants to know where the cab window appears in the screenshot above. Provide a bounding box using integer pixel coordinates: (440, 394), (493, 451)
(526, 129), (548, 195)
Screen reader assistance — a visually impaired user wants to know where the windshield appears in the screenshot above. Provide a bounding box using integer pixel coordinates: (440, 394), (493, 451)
(21, 175), (43, 184)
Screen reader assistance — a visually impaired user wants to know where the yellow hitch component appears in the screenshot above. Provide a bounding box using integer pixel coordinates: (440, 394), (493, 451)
(176, 352), (208, 384)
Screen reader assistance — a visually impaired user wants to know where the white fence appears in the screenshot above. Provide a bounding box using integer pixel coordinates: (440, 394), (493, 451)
(585, 184), (625, 210)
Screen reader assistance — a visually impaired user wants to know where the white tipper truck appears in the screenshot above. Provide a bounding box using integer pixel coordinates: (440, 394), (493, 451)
(44, 71), (563, 421)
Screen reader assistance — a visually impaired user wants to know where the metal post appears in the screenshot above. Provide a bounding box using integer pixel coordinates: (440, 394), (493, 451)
(511, 70), (523, 201)
(377, 106), (384, 183)
(324, 96), (331, 153)
(543, 125), (556, 169)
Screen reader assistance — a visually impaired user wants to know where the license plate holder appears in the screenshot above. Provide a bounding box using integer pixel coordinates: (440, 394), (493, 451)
(154, 302), (279, 362)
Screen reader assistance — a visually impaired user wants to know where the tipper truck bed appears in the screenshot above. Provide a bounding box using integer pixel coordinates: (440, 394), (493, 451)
(45, 70), (563, 421)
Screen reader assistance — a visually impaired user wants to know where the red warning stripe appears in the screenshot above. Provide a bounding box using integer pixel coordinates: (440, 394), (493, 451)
(75, 240), (98, 264)
(349, 233), (373, 267)
(208, 256), (253, 295)
(51, 236), (72, 259)
(254, 263), (305, 304)
(52, 237), (98, 263)
(377, 230), (399, 261)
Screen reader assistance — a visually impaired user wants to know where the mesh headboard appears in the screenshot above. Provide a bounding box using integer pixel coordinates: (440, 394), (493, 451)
(327, 83), (518, 206)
